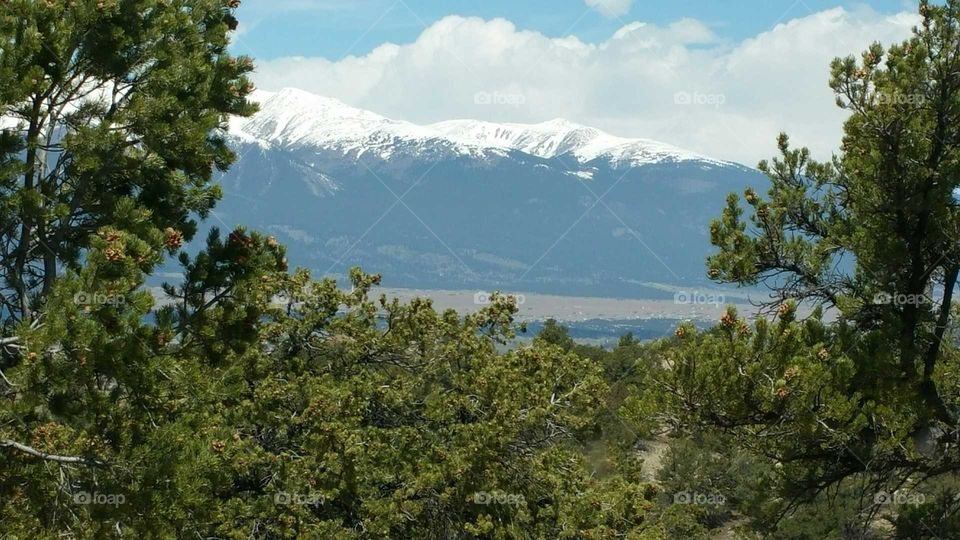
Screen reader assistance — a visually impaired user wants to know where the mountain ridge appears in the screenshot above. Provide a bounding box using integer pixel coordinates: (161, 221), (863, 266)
(228, 87), (743, 170)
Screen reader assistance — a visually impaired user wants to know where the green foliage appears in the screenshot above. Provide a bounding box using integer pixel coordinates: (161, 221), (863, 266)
(1, 247), (687, 537)
(536, 318), (575, 351)
(202, 283), (617, 538)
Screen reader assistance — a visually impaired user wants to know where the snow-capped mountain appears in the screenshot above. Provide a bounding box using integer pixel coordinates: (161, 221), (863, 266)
(229, 89), (447, 159)
(428, 118), (730, 168)
(210, 88), (765, 299)
(228, 88), (733, 169)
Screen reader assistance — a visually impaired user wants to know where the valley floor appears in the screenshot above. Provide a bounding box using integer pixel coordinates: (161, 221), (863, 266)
(373, 287), (752, 323)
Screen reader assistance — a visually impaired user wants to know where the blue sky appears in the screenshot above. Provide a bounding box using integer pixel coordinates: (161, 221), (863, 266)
(233, 0), (914, 60)
(230, 1), (925, 164)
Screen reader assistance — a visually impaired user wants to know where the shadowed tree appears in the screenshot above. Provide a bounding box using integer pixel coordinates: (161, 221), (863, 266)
(645, 0), (960, 535)
(0, 0), (256, 328)
(0, 0), (255, 483)
(706, 0), (960, 435)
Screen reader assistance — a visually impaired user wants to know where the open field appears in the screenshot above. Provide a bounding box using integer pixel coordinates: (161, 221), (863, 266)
(373, 287), (757, 323)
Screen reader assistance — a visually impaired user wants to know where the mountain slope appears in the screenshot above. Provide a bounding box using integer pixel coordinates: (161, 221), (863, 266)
(209, 88), (766, 299)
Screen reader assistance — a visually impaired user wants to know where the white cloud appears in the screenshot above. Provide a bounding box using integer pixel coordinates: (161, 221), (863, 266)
(585, 0), (633, 18)
(250, 8), (919, 165)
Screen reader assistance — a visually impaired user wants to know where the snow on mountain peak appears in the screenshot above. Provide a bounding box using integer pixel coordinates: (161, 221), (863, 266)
(229, 88), (733, 168)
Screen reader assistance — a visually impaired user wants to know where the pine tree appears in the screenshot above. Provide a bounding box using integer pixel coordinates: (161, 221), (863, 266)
(649, 1), (960, 534)
(0, 0), (256, 328)
(0, 0), (257, 529)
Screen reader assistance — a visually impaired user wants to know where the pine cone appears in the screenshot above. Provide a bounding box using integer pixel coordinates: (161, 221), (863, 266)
(784, 366), (800, 382)
(100, 230), (122, 242)
(105, 246), (124, 262)
(164, 227), (183, 250)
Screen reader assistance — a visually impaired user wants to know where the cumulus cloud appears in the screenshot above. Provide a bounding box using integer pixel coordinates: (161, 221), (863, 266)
(250, 8), (919, 165)
(585, 0), (633, 18)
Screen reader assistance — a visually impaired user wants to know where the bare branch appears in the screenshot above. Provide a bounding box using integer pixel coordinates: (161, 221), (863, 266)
(0, 438), (103, 466)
